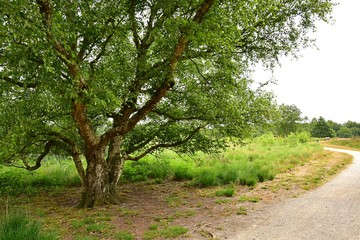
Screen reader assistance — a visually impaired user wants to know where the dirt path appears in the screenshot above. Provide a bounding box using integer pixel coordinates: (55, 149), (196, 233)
(230, 147), (360, 240)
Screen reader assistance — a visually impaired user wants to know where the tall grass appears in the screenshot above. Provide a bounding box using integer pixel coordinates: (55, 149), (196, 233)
(0, 157), (81, 196)
(122, 132), (322, 187)
(327, 138), (360, 150)
(0, 211), (56, 240)
(0, 133), (322, 194)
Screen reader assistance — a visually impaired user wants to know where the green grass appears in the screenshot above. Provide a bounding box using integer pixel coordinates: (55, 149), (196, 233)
(326, 138), (360, 150)
(143, 225), (188, 240)
(215, 187), (235, 197)
(0, 133), (322, 196)
(116, 230), (134, 240)
(236, 206), (247, 215)
(0, 211), (56, 240)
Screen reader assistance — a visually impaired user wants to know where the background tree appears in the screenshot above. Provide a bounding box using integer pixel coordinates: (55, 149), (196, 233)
(311, 117), (335, 138)
(344, 121), (360, 137)
(274, 104), (304, 137)
(336, 127), (353, 138)
(0, 0), (335, 207)
(327, 120), (342, 133)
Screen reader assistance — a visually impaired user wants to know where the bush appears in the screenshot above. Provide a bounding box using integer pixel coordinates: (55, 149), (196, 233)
(172, 166), (193, 181)
(192, 168), (218, 187)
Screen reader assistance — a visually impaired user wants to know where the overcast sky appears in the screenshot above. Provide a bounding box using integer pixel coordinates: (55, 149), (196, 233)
(252, 0), (360, 124)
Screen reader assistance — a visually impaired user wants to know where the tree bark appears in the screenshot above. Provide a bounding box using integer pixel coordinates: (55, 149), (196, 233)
(106, 136), (126, 204)
(79, 147), (108, 208)
(78, 140), (126, 208)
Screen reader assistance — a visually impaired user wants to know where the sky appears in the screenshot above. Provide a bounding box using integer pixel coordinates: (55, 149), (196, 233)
(252, 0), (360, 124)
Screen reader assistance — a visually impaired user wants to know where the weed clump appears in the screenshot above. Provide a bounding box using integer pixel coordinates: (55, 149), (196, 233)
(0, 211), (56, 240)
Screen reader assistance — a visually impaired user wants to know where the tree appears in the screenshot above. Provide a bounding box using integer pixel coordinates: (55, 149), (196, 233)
(336, 127), (353, 138)
(274, 104), (304, 137)
(311, 117), (335, 138)
(0, 0), (335, 207)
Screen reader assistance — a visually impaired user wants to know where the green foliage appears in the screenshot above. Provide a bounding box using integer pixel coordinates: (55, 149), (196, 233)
(116, 231), (134, 240)
(0, 158), (81, 196)
(274, 104), (304, 137)
(336, 127), (353, 138)
(236, 206), (248, 215)
(1, 0), (334, 173)
(327, 138), (360, 150)
(143, 225), (187, 240)
(311, 117), (335, 138)
(215, 187), (235, 197)
(0, 211), (56, 240)
(238, 196), (261, 203)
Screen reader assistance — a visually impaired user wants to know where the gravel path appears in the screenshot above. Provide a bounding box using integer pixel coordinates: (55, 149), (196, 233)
(230, 147), (360, 240)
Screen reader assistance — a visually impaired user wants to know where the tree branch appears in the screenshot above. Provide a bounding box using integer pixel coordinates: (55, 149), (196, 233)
(127, 125), (205, 161)
(22, 140), (54, 171)
(99, 0), (215, 147)
(1, 76), (38, 88)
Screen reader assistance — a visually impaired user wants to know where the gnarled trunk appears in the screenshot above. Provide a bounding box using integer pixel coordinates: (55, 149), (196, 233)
(106, 136), (126, 203)
(79, 139), (126, 208)
(79, 148), (108, 208)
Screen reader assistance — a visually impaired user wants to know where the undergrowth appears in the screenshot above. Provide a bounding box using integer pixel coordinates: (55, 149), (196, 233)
(0, 210), (56, 240)
(0, 133), (322, 196)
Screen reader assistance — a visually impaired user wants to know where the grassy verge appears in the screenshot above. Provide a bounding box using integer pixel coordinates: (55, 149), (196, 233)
(322, 138), (360, 151)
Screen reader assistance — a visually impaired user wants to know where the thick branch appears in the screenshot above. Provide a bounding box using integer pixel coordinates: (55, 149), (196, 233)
(152, 109), (204, 122)
(47, 131), (85, 183)
(127, 125), (205, 161)
(22, 141), (54, 171)
(99, 0), (215, 147)
(1, 76), (38, 88)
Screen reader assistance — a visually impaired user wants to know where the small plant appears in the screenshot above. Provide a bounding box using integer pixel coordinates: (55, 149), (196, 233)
(215, 187), (235, 197)
(143, 225), (188, 240)
(86, 223), (107, 233)
(238, 196), (261, 203)
(236, 206), (247, 215)
(116, 230), (134, 240)
(165, 194), (183, 208)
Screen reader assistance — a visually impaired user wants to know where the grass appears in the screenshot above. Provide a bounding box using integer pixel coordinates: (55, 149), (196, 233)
(324, 138), (360, 150)
(0, 133), (323, 197)
(143, 225), (188, 240)
(0, 211), (56, 240)
(116, 230), (134, 240)
(0, 133), (354, 239)
(236, 206), (247, 215)
(215, 187), (235, 197)
(238, 195), (261, 203)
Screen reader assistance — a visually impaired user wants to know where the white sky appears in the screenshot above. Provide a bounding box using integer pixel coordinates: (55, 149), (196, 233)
(252, 0), (360, 124)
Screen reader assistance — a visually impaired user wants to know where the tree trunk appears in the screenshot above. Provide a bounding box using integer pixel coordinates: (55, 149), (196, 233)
(106, 136), (126, 203)
(79, 140), (126, 208)
(79, 148), (108, 208)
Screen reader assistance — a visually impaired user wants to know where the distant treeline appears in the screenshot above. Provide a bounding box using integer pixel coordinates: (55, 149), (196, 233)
(267, 104), (360, 138)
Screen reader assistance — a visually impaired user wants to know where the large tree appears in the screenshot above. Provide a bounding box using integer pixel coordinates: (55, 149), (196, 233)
(274, 104), (304, 137)
(0, 0), (334, 207)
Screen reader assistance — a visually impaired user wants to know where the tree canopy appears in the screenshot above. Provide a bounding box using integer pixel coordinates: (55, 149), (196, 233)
(0, 0), (335, 207)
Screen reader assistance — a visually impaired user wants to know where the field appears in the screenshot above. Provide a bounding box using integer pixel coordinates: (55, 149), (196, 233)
(0, 133), (353, 239)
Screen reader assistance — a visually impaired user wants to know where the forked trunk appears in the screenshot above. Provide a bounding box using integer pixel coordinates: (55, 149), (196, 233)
(79, 143), (126, 208)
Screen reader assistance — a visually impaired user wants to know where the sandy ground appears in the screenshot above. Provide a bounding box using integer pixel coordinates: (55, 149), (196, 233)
(229, 147), (360, 240)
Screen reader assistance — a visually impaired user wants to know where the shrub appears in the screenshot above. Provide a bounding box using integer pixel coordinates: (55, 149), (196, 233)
(192, 168), (218, 187)
(172, 166), (193, 181)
